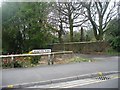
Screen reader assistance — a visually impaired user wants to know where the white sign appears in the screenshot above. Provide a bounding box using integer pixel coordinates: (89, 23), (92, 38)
(31, 49), (51, 54)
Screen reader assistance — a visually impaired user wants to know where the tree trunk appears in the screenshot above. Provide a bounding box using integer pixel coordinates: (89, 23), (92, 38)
(98, 33), (103, 41)
(58, 31), (62, 43)
(80, 27), (84, 42)
(98, 14), (103, 41)
(69, 18), (73, 42)
(58, 19), (63, 43)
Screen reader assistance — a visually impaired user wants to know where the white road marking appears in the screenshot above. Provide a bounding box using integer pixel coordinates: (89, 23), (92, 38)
(29, 79), (106, 88)
(60, 80), (104, 88)
(49, 79), (105, 88)
(28, 74), (119, 88)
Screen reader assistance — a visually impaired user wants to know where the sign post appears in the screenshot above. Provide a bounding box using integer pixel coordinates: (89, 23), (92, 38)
(30, 49), (52, 65)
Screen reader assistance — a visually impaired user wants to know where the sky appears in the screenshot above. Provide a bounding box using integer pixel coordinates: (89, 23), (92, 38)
(0, 0), (3, 7)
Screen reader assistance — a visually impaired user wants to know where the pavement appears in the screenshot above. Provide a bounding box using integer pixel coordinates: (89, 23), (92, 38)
(1, 54), (119, 86)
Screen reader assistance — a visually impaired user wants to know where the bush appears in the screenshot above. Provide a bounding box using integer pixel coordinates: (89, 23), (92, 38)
(30, 56), (41, 65)
(14, 61), (22, 68)
(109, 36), (120, 52)
(2, 58), (13, 68)
(2, 57), (32, 68)
(28, 51), (41, 64)
(105, 18), (120, 52)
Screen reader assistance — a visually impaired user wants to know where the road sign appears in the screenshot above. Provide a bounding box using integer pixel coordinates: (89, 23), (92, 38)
(30, 49), (51, 54)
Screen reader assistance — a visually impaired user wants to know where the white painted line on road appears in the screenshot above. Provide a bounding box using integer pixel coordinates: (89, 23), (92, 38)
(49, 79), (99, 88)
(49, 79), (103, 88)
(29, 79), (106, 88)
(61, 80), (103, 88)
(51, 76), (119, 88)
(63, 77), (119, 88)
(28, 74), (119, 88)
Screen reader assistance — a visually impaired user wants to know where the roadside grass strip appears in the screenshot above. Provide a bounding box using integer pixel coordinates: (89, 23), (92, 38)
(67, 56), (95, 63)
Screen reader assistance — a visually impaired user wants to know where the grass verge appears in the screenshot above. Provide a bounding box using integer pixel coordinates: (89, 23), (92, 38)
(64, 56), (95, 63)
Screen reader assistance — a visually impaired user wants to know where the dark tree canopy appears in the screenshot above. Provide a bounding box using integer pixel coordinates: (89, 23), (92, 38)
(2, 2), (57, 54)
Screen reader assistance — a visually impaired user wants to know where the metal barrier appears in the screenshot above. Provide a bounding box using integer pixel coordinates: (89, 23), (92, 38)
(0, 51), (73, 68)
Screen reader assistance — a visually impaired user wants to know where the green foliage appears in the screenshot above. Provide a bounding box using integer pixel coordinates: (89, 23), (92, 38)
(105, 48), (120, 56)
(2, 2), (58, 54)
(85, 29), (96, 41)
(30, 56), (41, 65)
(2, 56), (41, 68)
(63, 29), (96, 42)
(109, 37), (120, 52)
(105, 18), (120, 52)
(73, 31), (80, 42)
(2, 58), (13, 68)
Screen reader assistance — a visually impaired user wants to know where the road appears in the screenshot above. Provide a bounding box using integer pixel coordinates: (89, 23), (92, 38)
(28, 74), (119, 88)
(77, 78), (119, 88)
(1, 54), (118, 86)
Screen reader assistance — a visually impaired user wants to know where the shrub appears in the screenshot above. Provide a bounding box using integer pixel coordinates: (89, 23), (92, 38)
(30, 56), (41, 65)
(2, 58), (13, 68)
(28, 51), (41, 64)
(105, 18), (120, 52)
(2, 57), (31, 68)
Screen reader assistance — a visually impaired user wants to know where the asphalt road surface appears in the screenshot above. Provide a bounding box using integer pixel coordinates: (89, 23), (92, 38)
(28, 74), (119, 88)
(1, 54), (119, 86)
(76, 78), (119, 88)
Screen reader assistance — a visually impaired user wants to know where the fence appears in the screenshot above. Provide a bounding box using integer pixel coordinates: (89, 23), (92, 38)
(1, 51), (73, 68)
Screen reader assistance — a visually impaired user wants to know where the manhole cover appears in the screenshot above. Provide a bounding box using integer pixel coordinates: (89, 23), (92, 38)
(94, 76), (111, 80)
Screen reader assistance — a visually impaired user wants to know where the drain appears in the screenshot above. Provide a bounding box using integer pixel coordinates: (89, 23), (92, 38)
(94, 76), (111, 80)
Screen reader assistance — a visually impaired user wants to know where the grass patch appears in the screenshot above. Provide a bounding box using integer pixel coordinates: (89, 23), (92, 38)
(105, 48), (120, 56)
(66, 56), (95, 63)
(106, 51), (120, 56)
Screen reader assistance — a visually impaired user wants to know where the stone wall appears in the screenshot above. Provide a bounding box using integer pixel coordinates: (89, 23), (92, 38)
(51, 41), (110, 54)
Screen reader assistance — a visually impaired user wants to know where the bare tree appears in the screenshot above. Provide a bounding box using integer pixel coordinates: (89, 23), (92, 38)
(82, 0), (117, 41)
(47, 3), (65, 43)
(58, 2), (88, 42)
(48, 1), (88, 42)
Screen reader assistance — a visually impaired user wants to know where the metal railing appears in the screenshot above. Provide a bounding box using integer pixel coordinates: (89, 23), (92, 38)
(1, 51), (73, 68)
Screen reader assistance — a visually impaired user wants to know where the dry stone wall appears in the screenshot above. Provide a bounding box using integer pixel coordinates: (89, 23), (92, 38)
(52, 41), (110, 54)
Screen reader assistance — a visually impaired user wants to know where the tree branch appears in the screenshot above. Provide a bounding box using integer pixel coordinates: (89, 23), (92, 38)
(102, 2), (109, 16)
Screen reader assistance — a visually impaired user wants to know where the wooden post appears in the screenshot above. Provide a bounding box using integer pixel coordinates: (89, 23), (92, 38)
(48, 54), (51, 65)
(11, 56), (14, 68)
(51, 54), (54, 65)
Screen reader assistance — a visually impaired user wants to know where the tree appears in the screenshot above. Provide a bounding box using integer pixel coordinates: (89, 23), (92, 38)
(82, 0), (117, 41)
(47, 2), (65, 43)
(50, 2), (87, 42)
(2, 2), (23, 53)
(2, 2), (57, 54)
(0, 6), (1, 54)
